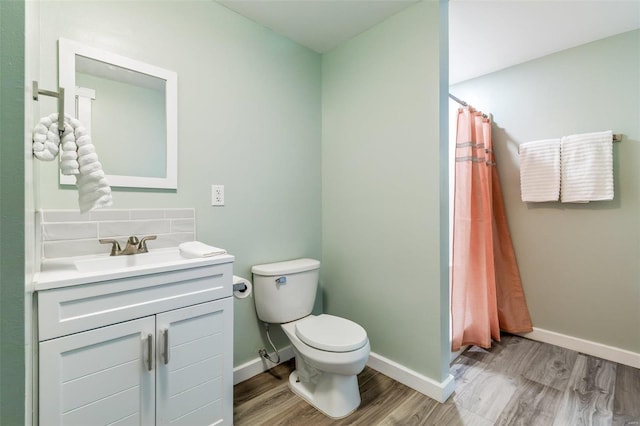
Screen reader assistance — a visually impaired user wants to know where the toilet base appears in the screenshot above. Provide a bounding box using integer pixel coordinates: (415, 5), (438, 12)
(288, 370), (361, 419)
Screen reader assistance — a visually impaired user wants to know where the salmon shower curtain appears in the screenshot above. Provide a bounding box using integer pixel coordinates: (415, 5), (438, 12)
(451, 107), (532, 351)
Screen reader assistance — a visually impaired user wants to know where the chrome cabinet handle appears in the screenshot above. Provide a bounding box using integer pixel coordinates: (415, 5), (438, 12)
(146, 333), (153, 372)
(162, 329), (170, 365)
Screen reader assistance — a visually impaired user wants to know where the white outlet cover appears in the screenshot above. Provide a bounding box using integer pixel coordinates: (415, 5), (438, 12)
(212, 185), (224, 206)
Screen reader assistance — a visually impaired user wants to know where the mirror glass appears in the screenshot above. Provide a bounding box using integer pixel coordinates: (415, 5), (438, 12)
(58, 38), (177, 189)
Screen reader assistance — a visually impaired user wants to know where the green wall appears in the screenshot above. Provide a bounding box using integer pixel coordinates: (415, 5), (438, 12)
(35, 0), (450, 387)
(0, 1), (26, 424)
(37, 1), (322, 366)
(452, 30), (640, 353)
(322, 1), (449, 381)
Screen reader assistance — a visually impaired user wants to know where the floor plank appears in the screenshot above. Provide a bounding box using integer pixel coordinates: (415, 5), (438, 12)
(486, 335), (543, 377)
(612, 364), (640, 426)
(422, 400), (494, 426)
(452, 366), (518, 422)
(553, 354), (617, 426)
(375, 391), (440, 426)
(337, 373), (416, 426)
(233, 359), (294, 404)
(523, 342), (578, 391)
(233, 383), (302, 425)
(450, 346), (493, 387)
(264, 398), (336, 426)
(494, 377), (562, 426)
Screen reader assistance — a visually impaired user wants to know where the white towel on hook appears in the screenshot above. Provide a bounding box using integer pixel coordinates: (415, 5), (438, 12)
(32, 113), (113, 213)
(560, 130), (614, 203)
(519, 138), (561, 202)
(33, 114), (62, 163)
(33, 113), (80, 175)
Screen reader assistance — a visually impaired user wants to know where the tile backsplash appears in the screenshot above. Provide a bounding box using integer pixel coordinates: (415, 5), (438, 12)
(38, 208), (196, 259)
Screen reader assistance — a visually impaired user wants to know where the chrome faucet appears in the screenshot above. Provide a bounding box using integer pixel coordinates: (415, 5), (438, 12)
(99, 235), (157, 256)
(137, 235), (157, 253)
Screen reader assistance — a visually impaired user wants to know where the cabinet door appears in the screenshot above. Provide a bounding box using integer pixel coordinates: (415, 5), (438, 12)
(39, 317), (156, 426)
(155, 298), (233, 426)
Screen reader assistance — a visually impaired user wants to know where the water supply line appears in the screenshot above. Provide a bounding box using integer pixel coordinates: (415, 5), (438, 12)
(258, 322), (281, 364)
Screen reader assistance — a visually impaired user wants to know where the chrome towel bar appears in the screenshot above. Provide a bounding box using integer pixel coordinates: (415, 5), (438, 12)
(32, 81), (65, 137)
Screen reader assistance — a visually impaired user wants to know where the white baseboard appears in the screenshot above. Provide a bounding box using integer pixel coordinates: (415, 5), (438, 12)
(519, 327), (640, 369)
(367, 352), (455, 403)
(233, 347), (456, 403)
(233, 345), (295, 385)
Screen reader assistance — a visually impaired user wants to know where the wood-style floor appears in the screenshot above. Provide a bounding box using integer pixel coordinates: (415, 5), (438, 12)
(233, 334), (640, 425)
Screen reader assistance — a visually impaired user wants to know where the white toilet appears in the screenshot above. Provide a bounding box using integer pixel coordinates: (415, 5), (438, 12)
(252, 258), (370, 419)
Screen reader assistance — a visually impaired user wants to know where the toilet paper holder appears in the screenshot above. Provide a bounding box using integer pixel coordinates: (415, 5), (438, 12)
(233, 282), (248, 293)
(232, 275), (252, 299)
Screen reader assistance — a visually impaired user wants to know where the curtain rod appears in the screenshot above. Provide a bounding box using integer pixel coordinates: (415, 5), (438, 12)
(449, 92), (621, 142)
(448, 93), (468, 107)
(449, 93), (487, 118)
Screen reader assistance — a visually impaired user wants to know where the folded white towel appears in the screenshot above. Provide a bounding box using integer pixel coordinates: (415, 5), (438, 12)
(32, 113), (113, 213)
(179, 241), (227, 258)
(560, 130), (613, 203)
(519, 138), (561, 202)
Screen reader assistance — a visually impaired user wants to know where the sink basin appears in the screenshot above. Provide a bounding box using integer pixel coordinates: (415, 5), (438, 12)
(74, 249), (187, 273)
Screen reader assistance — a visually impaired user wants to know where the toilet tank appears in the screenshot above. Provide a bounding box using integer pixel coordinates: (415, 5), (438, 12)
(251, 258), (320, 324)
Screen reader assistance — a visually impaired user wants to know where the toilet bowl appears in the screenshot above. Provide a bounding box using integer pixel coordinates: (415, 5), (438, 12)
(251, 259), (370, 419)
(281, 314), (370, 419)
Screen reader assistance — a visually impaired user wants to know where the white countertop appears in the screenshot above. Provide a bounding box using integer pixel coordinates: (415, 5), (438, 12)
(35, 248), (235, 291)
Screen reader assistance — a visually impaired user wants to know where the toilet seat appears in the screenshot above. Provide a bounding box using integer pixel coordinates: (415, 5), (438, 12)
(295, 314), (368, 353)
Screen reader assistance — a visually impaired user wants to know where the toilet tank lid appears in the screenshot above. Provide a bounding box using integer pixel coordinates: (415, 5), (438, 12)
(251, 258), (320, 276)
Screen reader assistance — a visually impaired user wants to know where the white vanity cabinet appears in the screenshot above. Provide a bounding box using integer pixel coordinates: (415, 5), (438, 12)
(36, 257), (234, 426)
(39, 316), (157, 425)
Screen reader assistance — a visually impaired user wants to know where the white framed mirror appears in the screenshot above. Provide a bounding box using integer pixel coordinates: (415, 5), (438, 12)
(58, 38), (178, 189)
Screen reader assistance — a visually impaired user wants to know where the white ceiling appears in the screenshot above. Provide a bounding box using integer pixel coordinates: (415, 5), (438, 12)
(217, 0), (640, 84)
(216, 0), (418, 53)
(449, 1), (640, 84)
